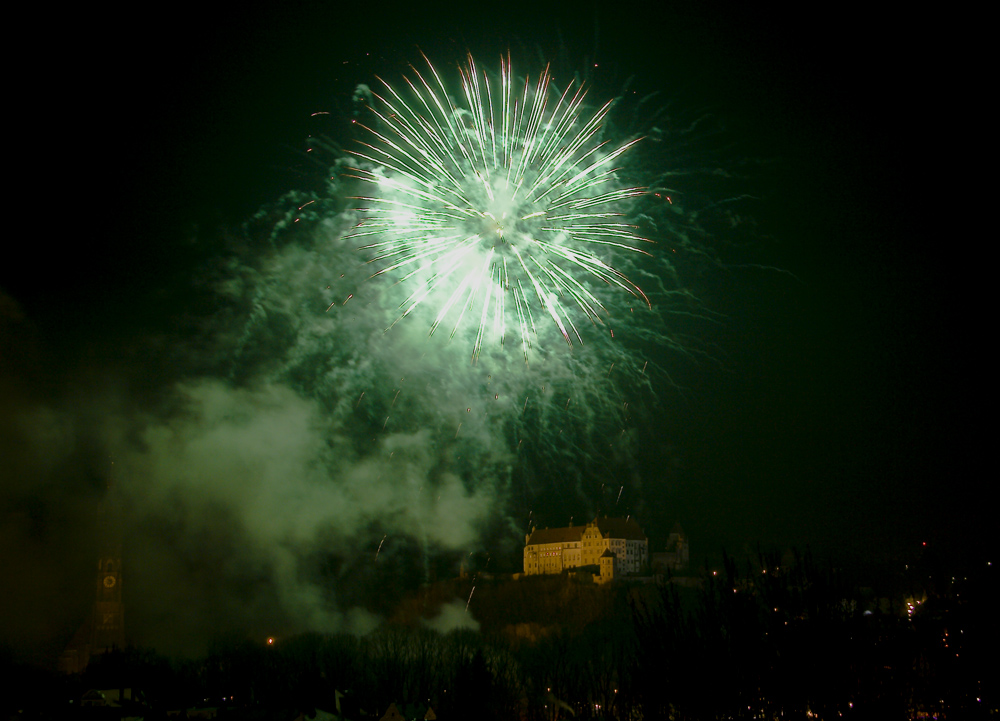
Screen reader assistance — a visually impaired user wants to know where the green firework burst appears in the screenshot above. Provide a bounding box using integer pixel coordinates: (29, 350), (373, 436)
(347, 53), (651, 361)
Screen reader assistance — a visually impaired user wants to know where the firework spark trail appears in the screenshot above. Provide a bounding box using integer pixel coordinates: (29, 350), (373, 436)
(348, 53), (652, 361)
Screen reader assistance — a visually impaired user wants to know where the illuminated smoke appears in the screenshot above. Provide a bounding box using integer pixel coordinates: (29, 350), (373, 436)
(5, 56), (721, 653)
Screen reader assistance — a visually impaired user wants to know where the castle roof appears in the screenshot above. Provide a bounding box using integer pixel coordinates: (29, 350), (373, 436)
(592, 516), (647, 541)
(526, 517), (647, 546)
(526, 525), (586, 545)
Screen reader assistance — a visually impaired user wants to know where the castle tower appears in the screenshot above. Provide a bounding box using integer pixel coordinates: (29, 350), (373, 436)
(666, 522), (690, 569)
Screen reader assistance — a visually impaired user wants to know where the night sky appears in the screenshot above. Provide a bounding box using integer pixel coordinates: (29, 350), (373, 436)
(2, 1), (978, 659)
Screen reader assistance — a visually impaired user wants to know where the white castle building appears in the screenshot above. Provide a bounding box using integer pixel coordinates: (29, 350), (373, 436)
(523, 517), (648, 582)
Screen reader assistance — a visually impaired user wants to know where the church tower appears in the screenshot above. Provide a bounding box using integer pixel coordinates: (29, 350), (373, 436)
(90, 467), (126, 657)
(91, 540), (125, 654)
(59, 464), (126, 673)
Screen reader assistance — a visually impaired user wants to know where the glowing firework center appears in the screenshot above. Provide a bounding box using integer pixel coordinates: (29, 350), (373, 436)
(349, 55), (650, 361)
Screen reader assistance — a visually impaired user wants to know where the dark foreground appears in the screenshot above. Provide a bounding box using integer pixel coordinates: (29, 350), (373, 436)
(4, 551), (997, 720)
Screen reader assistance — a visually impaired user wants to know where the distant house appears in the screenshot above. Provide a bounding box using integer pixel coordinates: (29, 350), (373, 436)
(80, 688), (135, 708)
(378, 703), (437, 720)
(294, 711), (339, 721)
(379, 704), (405, 721)
(523, 517), (648, 582)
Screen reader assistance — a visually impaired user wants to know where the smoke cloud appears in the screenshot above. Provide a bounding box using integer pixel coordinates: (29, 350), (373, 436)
(0, 203), (648, 656)
(1, 61), (721, 658)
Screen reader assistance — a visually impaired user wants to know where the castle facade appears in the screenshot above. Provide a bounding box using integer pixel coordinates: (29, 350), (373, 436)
(523, 517), (648, 582)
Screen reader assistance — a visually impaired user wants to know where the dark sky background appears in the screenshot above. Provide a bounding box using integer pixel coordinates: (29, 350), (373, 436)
(2, 1), (980, 659)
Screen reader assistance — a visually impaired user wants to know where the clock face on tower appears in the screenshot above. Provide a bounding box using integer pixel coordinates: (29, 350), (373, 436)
(103, 575), (116, 588)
